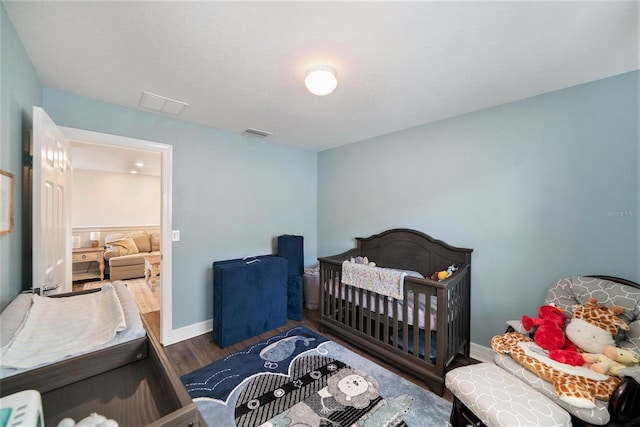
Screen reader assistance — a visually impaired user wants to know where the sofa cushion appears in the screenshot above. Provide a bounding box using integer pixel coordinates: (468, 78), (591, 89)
(106, 236), (139, 256)
(150, 232), (160, 252)
(109, 251), (161, 268)
(131, 231), (151, 253)
(104, 231), (156, 253)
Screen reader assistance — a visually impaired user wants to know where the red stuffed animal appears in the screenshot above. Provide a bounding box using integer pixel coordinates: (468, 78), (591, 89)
(522, 305), (583, 366)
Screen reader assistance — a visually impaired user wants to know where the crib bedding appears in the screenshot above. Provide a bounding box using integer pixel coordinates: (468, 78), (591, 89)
(327, 274), (438, 331)
(341, 260), (407, 299)
(0, 281), (144, 378)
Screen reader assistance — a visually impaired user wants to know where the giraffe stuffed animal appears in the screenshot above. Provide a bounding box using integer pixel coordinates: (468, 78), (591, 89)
(563, 297), (629, 354)
(492, 333), (621, 409)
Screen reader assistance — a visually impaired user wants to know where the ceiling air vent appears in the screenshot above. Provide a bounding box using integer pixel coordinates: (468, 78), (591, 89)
(243, 128), (273, 138)
(139, 91), (188, 115)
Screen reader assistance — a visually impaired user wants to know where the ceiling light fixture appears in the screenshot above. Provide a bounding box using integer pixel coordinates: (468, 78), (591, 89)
(304, 65), (337, 96)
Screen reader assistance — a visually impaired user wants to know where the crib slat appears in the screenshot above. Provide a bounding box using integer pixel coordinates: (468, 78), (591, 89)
(382, 295), (389, 345)
(358, 289), (363, 334)
(368, 290), (374, 338)
(402, 294), (409, 355)
(412, 292), (419, 360)
(348, 285), (352, 329)
(392, 298), (399, 350)
(373, 293), (378, 340)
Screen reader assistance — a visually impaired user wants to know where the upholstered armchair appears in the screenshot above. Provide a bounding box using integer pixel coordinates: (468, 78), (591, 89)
(446, 276), (640, 427)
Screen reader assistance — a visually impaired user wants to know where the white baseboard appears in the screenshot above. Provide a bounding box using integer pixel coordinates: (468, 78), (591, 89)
(470, 342), (494, 364)
(163, 318), (213, 346)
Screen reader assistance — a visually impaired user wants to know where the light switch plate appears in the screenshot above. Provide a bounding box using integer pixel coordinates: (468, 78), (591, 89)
(172, 230), (180, 241)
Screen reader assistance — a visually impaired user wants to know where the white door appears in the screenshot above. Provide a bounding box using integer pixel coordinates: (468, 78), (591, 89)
(32, 107), (71, 294)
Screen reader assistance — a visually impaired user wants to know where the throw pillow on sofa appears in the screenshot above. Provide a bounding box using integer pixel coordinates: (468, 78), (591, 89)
(130, 231), (151, 253)
(106, 236), (139, 256)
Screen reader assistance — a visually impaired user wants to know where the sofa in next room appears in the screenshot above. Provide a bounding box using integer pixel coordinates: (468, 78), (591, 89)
(104, 230), (161, 280)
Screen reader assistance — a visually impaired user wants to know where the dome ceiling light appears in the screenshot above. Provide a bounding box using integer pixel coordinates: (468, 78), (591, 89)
(304, 65), (337, 96)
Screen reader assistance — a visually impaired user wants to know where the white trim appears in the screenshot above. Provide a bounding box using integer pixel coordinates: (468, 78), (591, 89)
(60, 126), (174, 345)
(72, 225), (160, 231)
(470, 342), (495, 364)
(160, 146), (173, 345)
(163, 318), (213, 346)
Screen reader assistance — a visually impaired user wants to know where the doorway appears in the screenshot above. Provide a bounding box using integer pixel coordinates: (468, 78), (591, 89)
(71, 142), (162, 329)
(59, 126), (173, 345)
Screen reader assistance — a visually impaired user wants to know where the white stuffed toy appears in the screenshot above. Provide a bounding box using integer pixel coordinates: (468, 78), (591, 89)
(57, 413), (118, 427)
(564, 297), (628, 354)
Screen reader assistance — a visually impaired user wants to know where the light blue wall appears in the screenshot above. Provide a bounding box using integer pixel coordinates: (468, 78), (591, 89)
(42, 88), (318, 330)
(0, 4), (42, 310)
(318, 71), (639, 347)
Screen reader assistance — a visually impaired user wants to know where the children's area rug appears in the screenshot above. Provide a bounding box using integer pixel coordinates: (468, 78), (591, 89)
(181, 326), (452, 426)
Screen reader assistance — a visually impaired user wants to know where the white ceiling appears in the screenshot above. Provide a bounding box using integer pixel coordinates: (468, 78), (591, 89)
(71, 142), (161, 176)
(4, 1), (639, 153)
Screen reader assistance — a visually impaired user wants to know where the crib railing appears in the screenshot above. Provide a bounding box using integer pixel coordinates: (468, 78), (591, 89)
(318, 257), (471, 396)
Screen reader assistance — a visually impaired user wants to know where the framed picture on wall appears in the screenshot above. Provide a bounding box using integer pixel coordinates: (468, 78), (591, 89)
(0, 169), (14, 235)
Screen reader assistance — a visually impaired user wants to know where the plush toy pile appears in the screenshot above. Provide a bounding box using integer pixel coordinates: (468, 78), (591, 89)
(548, 298), (633, 371)
(493, 297), (639, 409)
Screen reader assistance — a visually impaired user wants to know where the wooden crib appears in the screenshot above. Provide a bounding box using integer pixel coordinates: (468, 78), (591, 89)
(318, 228), (473, 396)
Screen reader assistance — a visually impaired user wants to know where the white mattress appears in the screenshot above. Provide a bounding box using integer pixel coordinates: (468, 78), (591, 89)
(0, 281), (145, 378)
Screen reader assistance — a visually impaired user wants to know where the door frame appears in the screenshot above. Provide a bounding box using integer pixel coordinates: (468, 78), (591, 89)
(60, 126), (173, 345)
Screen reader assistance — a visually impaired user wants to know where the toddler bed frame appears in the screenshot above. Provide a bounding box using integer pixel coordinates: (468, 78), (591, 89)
(318, 228), (473, 396)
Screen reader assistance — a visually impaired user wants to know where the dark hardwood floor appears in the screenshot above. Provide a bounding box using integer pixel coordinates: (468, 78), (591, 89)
(153, 308), (478, 403)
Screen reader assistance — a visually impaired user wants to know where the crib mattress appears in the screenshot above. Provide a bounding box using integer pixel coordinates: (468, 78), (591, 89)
(0, 281), (145, 379)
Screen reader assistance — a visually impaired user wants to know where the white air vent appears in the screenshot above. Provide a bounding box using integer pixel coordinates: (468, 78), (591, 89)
(139, 91), (188, 115)
(243, 128), (273, 138)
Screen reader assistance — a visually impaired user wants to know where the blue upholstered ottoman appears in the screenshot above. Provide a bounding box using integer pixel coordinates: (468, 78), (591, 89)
(212, 255), (287, 347)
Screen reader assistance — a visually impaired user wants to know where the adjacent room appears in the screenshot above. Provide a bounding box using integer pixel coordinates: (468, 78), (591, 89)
(1, 1), (638, 426)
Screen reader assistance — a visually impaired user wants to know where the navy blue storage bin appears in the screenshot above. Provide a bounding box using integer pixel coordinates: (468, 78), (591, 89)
(213, 255), (287, 347)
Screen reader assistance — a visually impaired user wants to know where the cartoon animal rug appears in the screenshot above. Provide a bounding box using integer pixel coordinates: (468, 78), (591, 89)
(180, 326), (452, 427)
